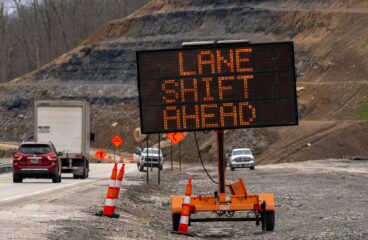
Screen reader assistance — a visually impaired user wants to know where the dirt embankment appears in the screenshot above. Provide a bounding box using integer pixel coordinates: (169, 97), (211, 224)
(1, 0), (367, 163)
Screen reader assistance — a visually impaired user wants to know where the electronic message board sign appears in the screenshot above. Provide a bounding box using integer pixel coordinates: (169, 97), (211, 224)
(136, 42), (298, 134)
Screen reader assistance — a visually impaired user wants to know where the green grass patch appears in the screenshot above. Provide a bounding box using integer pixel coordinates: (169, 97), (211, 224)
(353, 85), (368, 120)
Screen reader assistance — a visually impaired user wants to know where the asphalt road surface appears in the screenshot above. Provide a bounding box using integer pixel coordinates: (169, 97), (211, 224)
(0, 163), (135, 205)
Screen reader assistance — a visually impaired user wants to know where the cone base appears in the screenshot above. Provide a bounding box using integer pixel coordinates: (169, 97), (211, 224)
(178, 224), (188, 234)
(95, 211), (120, 219)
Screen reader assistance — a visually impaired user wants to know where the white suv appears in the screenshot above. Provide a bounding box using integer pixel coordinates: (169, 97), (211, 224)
(228, 148), (255, 171)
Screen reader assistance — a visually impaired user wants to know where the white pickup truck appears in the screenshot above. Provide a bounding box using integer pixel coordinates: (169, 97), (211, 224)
(228, 148), (255, 171)
(136, 148), (163, 171)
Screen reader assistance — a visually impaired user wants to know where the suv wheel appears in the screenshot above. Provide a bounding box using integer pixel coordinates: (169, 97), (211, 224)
(13, 173), (23, 183)
(52, 173), (60, 183)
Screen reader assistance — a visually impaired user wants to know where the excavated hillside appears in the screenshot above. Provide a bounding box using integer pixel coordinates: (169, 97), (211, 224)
(1, 0), (367, 163)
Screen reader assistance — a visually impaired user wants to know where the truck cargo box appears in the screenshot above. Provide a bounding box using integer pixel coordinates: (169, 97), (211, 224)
(34, 100), (90, 179)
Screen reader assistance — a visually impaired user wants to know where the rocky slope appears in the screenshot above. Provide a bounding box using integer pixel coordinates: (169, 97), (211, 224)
(1, 0), (367, 162)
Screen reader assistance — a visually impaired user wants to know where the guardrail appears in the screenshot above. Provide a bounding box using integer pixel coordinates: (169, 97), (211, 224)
(0, 163), (13, 173)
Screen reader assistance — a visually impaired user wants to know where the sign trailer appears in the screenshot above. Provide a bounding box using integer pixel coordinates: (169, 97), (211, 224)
(136, 41), (298, 232)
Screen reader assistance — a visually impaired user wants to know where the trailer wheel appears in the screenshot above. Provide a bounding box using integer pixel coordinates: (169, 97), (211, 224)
(86, 162), (89, 178)
(80, 159), (87, 179)
(172, 213), (181, 231)
(261, 211), (275, 231)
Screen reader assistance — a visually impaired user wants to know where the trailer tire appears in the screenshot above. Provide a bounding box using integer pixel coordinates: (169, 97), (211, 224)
(172, 213), (181, 231)
(80, 159), (87, 179)
(261, 211), (275, 231)
(86, 162), (89, 178)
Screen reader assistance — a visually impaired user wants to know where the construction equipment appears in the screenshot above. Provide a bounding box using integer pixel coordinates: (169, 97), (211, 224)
(171, 130), (275, 232)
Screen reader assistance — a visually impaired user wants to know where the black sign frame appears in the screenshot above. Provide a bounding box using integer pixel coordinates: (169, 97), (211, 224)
(136, 41), (298, 134)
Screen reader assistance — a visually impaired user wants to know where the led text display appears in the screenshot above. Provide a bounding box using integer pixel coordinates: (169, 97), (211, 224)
(137, 42), (298, 133)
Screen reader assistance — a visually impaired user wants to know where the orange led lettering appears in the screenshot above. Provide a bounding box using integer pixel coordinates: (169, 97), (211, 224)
(216, 50), (234, 74)
(161, 80), (179, 104)
(220, 103), (238, 127)
(218, 76), (233, 100)
(202, 77), (214, 101)
(237, 75), (254, 99)
(163, 106), (181, 130)
(179, 52), (196, 76)
(198, 50), (215, 75)
(239, 102), (256, 126)
(180, 78), (198, 102)
(182, 105), (200, 129)
(201, 104), (218, 128)
(235, 48), (253, 73)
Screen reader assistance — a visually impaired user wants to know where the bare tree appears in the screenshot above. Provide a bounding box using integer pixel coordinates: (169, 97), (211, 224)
(0, 0), (150, 83)
(0, 0), (6, 82)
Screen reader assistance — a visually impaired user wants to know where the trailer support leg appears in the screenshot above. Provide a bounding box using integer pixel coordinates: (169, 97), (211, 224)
(217, 130), (226, 203)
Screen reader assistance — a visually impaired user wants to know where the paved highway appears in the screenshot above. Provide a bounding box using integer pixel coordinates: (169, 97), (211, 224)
(0, 163), (137, 205)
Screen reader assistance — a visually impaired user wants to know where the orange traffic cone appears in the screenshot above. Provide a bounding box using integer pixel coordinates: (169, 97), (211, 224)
(178, 177), (193, 234)
(113, 164), (125, 212)
(103, 163), (118, 217)
(129, 154), (134, 163)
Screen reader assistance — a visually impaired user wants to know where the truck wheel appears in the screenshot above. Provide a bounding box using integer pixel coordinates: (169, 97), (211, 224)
(230, 166), (235, 171)
(139, 165), (144, 172)
(172, 213), (181, 231)
(261, 211), (275, 231)
(250, 166), (255, 170)
(85, 162), (89, 178)
(80, 159), (87, 179)
(13, 173), (23, 183)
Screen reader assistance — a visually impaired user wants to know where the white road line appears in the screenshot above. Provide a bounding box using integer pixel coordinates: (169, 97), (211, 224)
(0, 180), (93, 202)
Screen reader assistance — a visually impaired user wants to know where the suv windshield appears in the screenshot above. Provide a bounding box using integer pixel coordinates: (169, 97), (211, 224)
(19, 144), (51, 154)
(142, 149), (161, 155)
(233, 149), (251, 155)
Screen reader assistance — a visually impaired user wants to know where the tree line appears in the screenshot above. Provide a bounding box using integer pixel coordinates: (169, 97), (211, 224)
(0, 0), (149, 83)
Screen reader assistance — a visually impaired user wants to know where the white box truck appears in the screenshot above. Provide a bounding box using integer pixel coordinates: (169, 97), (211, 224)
(35, 100), (90, 179)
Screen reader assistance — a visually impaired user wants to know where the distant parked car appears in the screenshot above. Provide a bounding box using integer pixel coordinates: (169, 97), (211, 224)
(12, 141), (62, 183)
(228, 148), (255, 171)
(137, 148), (163, 171)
